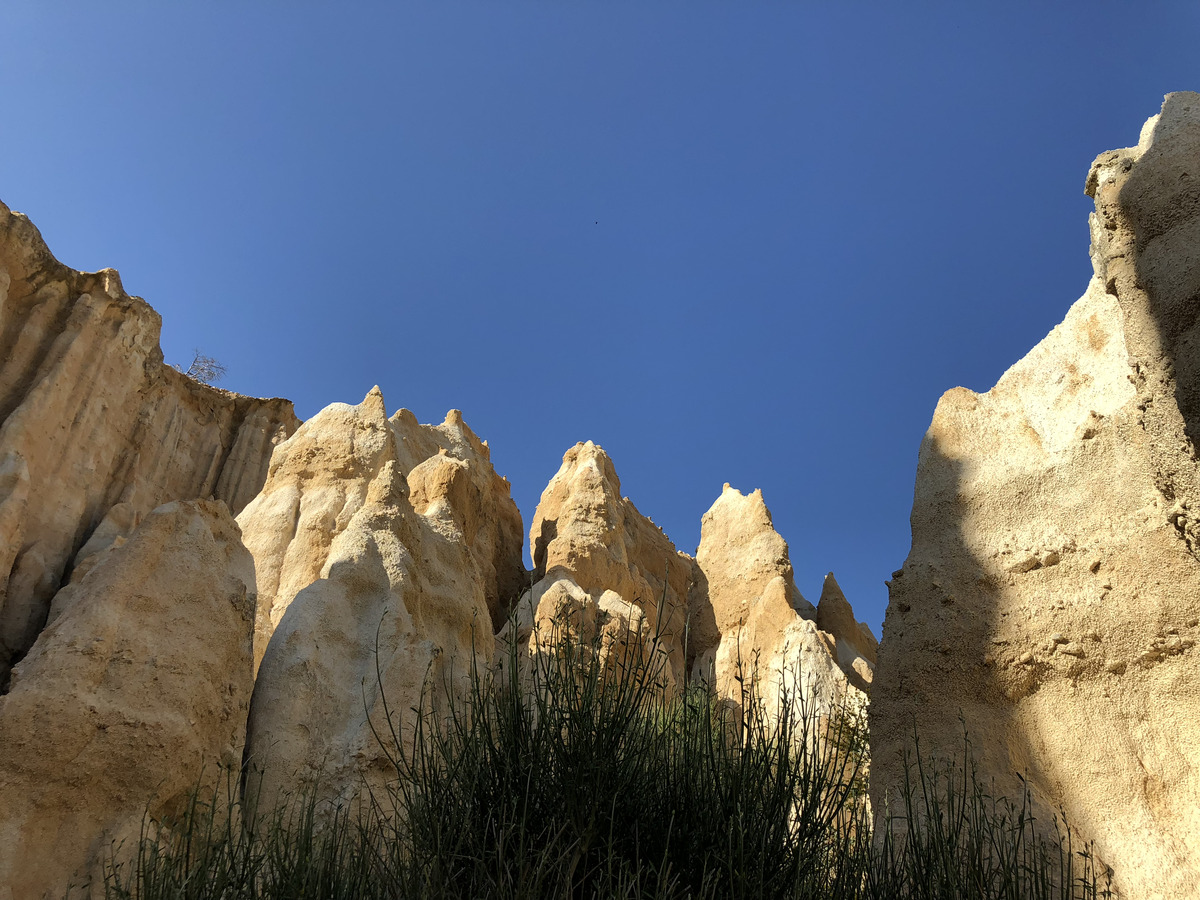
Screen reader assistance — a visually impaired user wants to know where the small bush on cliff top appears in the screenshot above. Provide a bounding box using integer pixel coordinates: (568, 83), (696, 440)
(171, 350), (227, 386)
(103, 612), (1114, 900)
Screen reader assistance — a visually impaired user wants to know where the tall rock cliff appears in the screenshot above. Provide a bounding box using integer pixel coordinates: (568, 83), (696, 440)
(240, 388), (525, 808)
(871, 92), (1200, 899)
(0, 201), (299, 685)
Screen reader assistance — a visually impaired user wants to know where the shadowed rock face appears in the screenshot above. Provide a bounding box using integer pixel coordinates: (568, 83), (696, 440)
(0, 201), (299, 685)
(240, 388), (525, 809)
(871, 93), (1200, 899)
(816, 573), (877, 695)
(0, 499), (255, 899)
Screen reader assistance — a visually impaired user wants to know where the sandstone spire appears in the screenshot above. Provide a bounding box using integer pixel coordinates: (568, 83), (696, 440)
(240, 388), (524, 808)
(691, 484), (869, 724)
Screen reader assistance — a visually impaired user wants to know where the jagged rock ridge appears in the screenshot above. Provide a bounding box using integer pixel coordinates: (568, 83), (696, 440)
(501, 444), (874, 721)
(0, 201), (873, 896)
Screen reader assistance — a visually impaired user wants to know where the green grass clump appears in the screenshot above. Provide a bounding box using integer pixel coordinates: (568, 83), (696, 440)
(103, 618), (1114, 899)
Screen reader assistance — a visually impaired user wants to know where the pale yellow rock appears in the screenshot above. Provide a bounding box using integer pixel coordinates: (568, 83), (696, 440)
(500, 441), (693, 691)
(871, 93), (1200, 899)
(0, 499), (255, 899)
(0, 201), (299, 683)
(691, 485), (866, 724)
(816, 573), (877, 693)
(241, 388), (524, 808)
(237, 388), (524, 671)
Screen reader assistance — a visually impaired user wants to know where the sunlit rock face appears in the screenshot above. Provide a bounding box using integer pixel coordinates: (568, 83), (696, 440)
(0, 199), (883, 890)
(497, 447), (874, 740)
(240, 388), (525, 808)
(0, 200), (299, 686)
(871, 92), (1200, 899)
(0, 499), (255, 899)
(498, 441), (694, 692)
(690, 484), (873, 724)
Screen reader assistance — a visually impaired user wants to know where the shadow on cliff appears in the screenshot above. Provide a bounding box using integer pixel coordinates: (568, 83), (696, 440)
(881, 432), (1060, 805)
(873, 95), (1200, 887)
(1115, 92), (1200, 489)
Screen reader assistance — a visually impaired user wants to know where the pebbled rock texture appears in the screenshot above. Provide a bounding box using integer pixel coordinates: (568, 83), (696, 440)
(870, 93), (1200, 899)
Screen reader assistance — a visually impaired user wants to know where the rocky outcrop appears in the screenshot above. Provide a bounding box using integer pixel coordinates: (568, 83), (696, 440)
(501, 441), (694, 692)
(502, 450), (872, 722)
(0, 201), (299, 685)
(0, 499), (256, 898)
(816, 573), (877, 694)
(691, 485), (872, 721)
(871, 93), (1200, 899)
(241, 388), (524, 807)
(0, 198), (886, 889)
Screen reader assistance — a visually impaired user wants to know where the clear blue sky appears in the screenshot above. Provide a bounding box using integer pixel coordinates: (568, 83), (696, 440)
(3, 3), (1198, 633)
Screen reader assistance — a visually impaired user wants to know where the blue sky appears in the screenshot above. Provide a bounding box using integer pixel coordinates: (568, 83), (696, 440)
(3, 3), (1198, 633)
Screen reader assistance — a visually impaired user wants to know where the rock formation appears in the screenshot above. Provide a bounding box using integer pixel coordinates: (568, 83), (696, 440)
(871, 92), (1200, 899)
(0, 201), (299, 686)
(241, 388), (525, 807)
(501, 448), (873, 725)
(0, 200), (882, 892)
(816, 573), (877, 695)
(691, 484), (873, 722)
(500, 441), (695, 693)
(0, 499), (255, 898)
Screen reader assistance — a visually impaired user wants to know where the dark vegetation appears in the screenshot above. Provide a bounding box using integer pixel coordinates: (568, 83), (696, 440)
(173, 350), (227, 386)
(102, 613), (1114, 899)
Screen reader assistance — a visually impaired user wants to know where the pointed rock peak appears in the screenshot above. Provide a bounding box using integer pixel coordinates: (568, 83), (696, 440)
(390, 407), (418, 427)
(816, 571), (875, 646)
(570, 440), (611, 463)
(702, 483), (774, 531)
(360, 386), (388, 422)
(98, 268), (125, 300)
(816, 572), (868, 643)
(438, 408), (486, 458)
(819, 572), (848, 606)
(696, 482), (794, 592)
(559, 441), (620, 491)
(813, 570), (876, 691)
